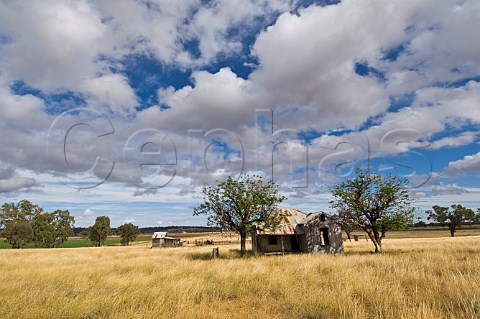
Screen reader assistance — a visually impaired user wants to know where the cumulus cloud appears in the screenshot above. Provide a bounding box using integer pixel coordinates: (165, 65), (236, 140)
(429, 132), (478, 150)
(81, 74), (138, 116)
(179, 0), (292, 65)
(83, 209), (95, 216)
(445, 153), (480, 174)
(0, 1), (106, 91)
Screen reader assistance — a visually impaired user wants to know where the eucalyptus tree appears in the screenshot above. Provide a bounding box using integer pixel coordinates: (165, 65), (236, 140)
(331, 168), (414, 253)
(194, 175), (286, 256)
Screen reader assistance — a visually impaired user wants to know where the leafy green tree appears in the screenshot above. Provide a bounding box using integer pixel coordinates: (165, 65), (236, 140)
(17, 199), (43, 220)
(31, 213), (55, 248)
(88, 216), (111, 247)
(0, 200), (74, 249)
(52, 210), (75, 247)
(116, 223), (140, 246)
(1, 200), (43, 223)
(194, 175), (286, 257)
(1, 200), (42, 248)
(31, 210), (75, 248)
(3, 221), (33, 249)
(427, 205), (477, 237)
(331, 168), (413, 253)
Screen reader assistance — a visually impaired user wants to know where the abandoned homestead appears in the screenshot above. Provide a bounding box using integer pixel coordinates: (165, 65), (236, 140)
(252, 208), (344, 254)
(151, 232), (180, 248)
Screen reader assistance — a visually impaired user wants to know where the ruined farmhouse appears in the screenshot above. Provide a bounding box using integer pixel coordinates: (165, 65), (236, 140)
(252, 208), (344, 254)
(151, 232), (181, 248)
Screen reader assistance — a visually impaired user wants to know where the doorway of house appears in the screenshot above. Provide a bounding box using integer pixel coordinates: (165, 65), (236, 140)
(291, 235), (300, 251)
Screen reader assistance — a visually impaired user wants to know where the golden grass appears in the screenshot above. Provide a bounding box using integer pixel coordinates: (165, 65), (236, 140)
(1, 236), (480, 319)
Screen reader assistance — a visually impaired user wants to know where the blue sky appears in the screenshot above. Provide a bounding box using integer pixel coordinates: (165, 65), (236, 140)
(0, 0), (479, 227)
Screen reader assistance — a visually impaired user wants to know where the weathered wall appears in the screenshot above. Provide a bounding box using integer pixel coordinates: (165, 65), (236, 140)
(251, 213), (344, 255)
(152, 238), (179, 248)
(303, 215), (344, 254)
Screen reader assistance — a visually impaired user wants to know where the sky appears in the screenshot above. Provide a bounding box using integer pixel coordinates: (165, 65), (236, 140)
(0, 0), (479, 227)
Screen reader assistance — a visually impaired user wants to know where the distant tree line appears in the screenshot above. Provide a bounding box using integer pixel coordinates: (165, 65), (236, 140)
(0, 200), (74, 248)
(0, 200), (142, 249)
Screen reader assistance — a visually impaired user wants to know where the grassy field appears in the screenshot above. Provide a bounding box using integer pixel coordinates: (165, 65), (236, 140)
(1, 235), (480, 319)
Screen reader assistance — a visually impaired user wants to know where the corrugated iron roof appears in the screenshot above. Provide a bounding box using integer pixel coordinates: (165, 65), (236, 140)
(152, 232), (167, 239)
(301, 211), (330, 224)
(255, 208), (307, 235)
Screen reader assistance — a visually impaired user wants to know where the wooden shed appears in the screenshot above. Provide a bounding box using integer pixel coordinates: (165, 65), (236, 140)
(151, 232), (180, 248)
(251, 208), (343, 254)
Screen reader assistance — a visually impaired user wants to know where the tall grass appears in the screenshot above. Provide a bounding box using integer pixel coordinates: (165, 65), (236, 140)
(1, 236), (479, 318)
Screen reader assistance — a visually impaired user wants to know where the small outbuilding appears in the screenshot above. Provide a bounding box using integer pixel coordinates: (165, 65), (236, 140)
(151, 232), (181, 248)
(251, 208), (343, 254)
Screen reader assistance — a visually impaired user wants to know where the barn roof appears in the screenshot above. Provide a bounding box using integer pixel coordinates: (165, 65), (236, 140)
(152, 232), (167, 239)
(254, 208), (307, 235)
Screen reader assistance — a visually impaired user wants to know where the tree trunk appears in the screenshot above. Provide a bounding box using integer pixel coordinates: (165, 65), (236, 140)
(449, 226), (455, 237)
(240, 231), (247, 257)
(364, 225), (383, 253)
(345, 230), (351, 241)
(373, 240), (382, 253)
(373, 228), (382, 253)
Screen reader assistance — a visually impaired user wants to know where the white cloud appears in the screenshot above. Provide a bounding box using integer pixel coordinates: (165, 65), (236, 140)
(83, 209), (95, 216)
(0, 0), (106, 91)
(446, 153), (480, 174)
(95, 0), (198, 63)
(180, 0), (292, 65)
(156, 67), (255, 132)
(429, 132), (478, 150)
(81, 74), (138, 116)
(251, 1), (400, 128)
(123, 218), (135, 224)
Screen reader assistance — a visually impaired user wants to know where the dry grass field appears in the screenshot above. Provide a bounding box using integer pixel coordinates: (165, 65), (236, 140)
(1, 235), (480, 319)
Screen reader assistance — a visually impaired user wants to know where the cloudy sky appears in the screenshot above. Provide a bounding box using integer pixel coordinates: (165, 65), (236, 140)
(1, 0), (479, 227)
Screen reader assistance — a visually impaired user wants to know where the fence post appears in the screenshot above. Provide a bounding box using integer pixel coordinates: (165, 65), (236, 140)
(212, 247), (219, 259)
